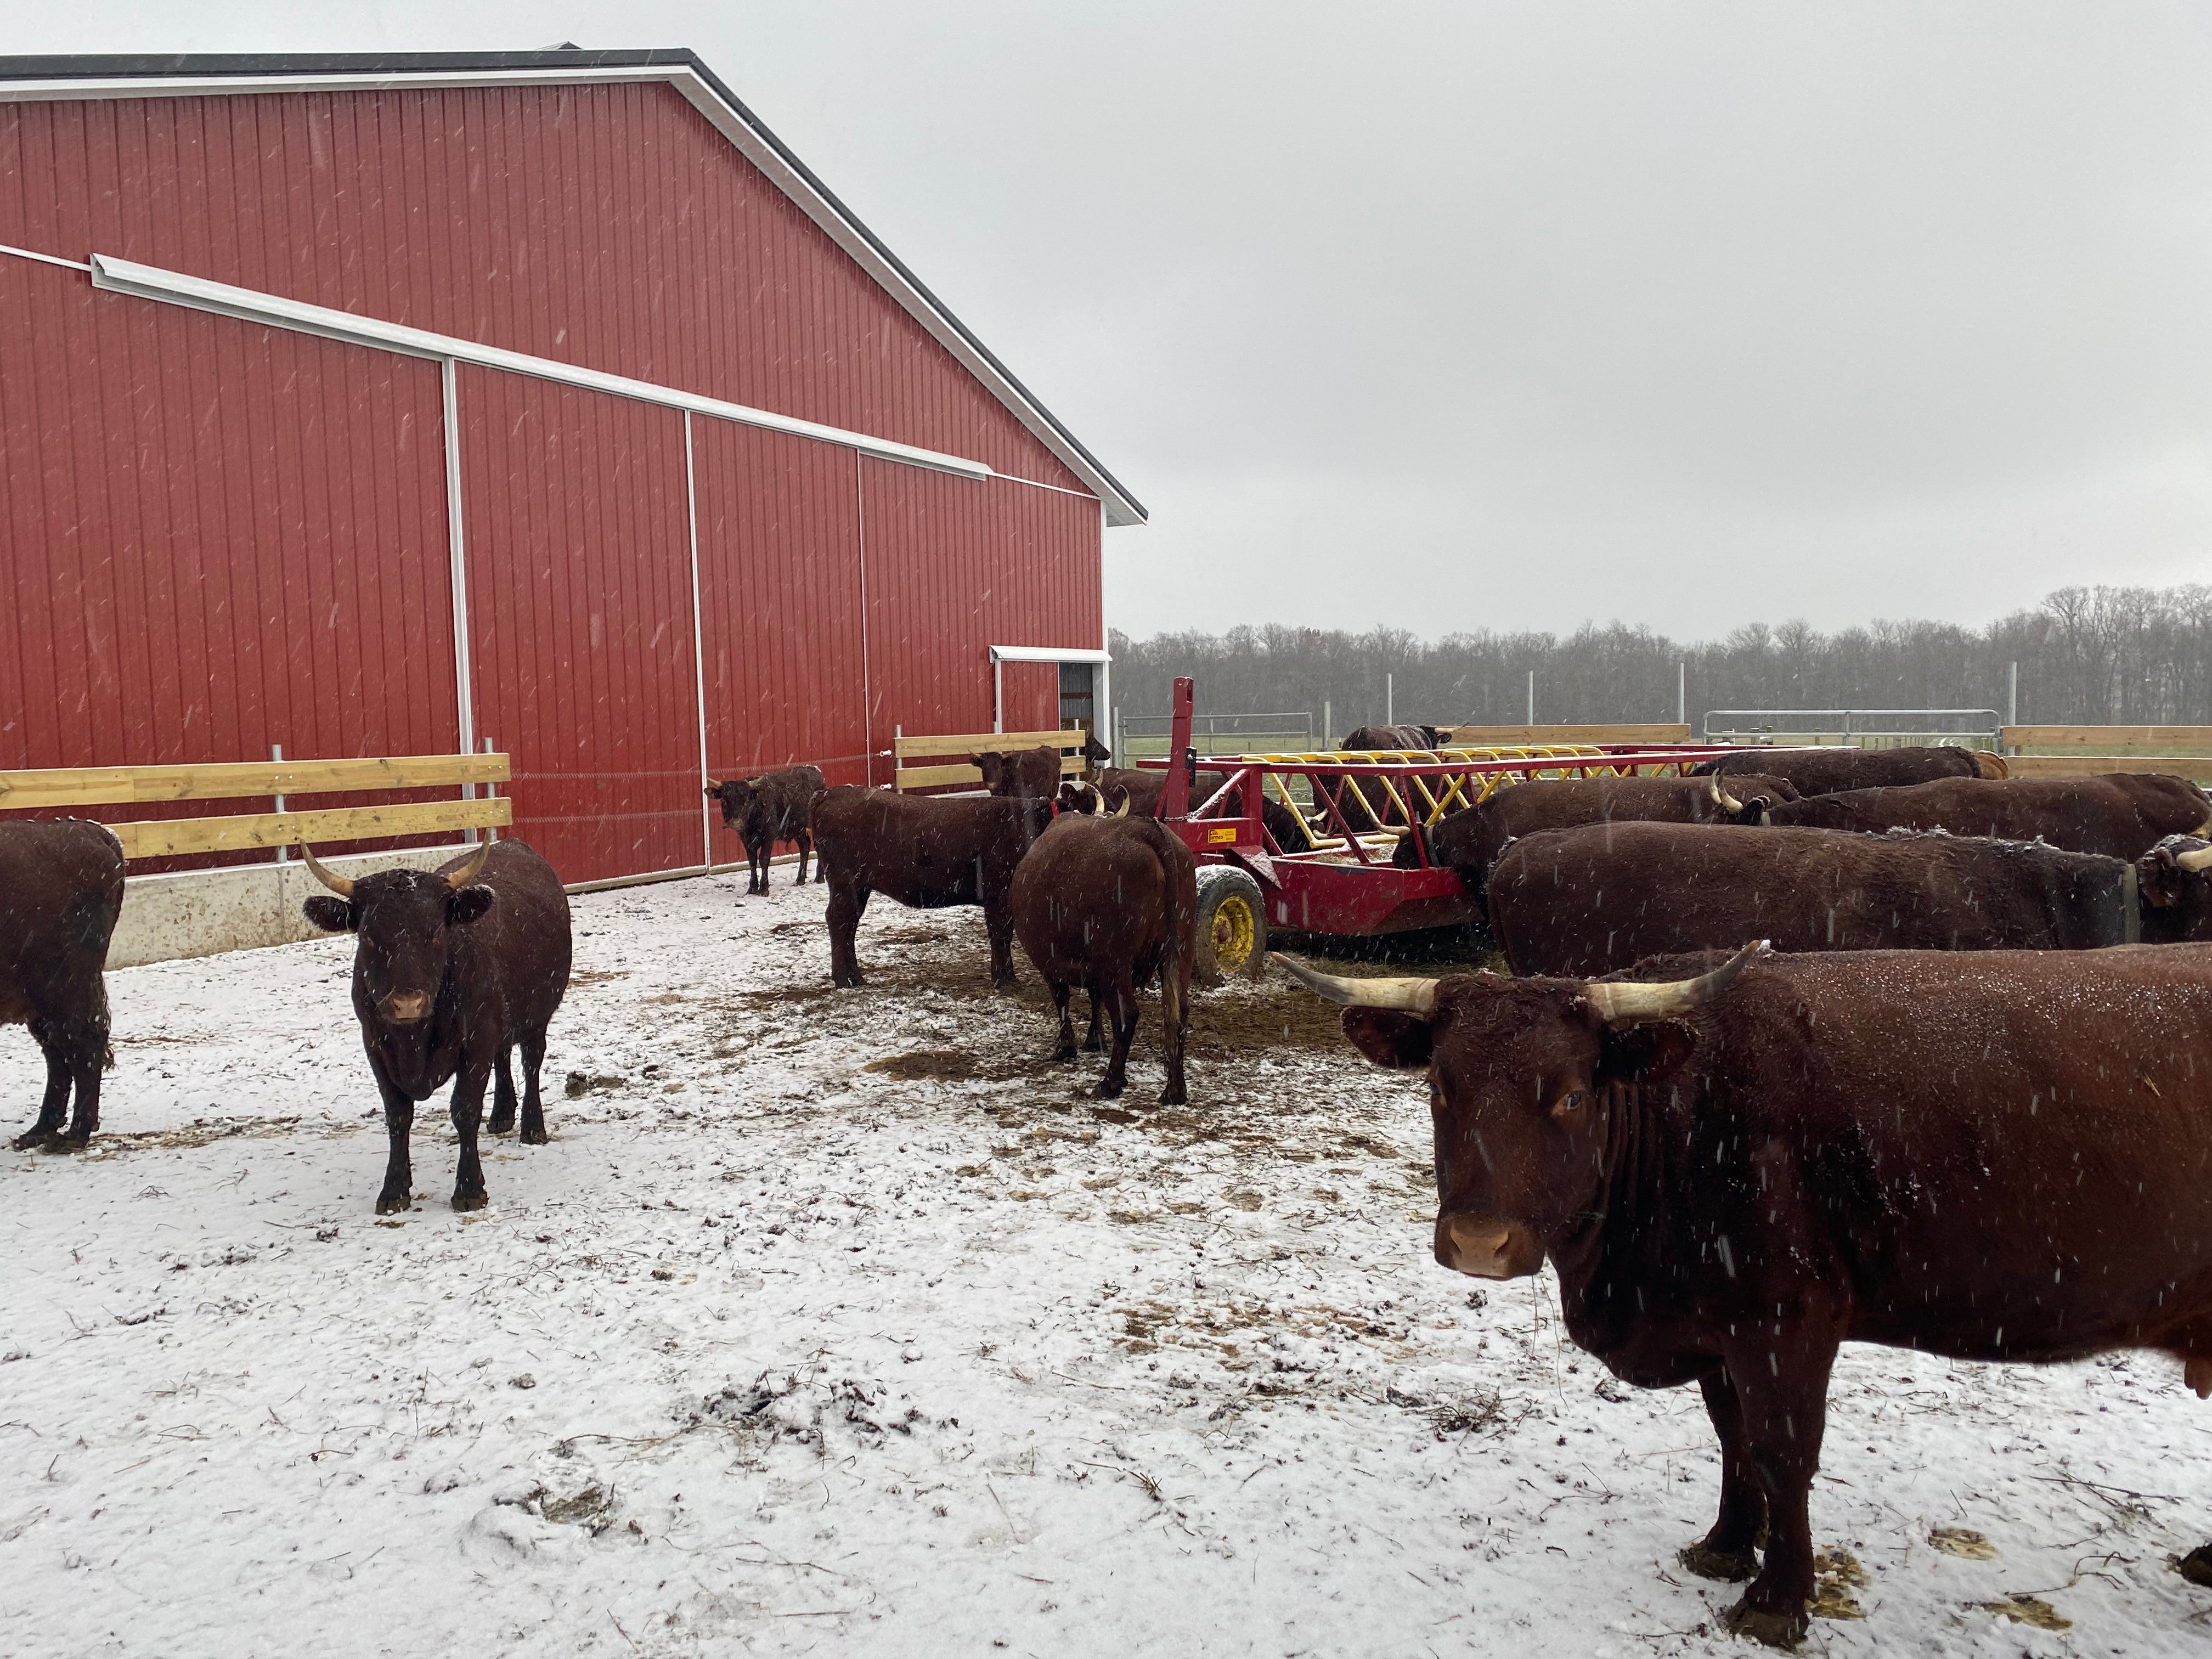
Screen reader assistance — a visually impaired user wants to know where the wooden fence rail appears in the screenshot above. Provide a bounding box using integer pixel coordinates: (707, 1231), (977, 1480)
(1996, 727), (2212, 782)
(892, 729), (1093, 793)
(0, 753), (512, 861)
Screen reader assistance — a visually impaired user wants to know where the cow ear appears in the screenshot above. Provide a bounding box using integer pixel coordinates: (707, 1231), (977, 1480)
(702, 782), (719, 801)
(1341, 1007), (1433, 1068)
(303, 895), (357, 933)
(449, 885), (496, 926)
(1598, 1019), (1697, 1086)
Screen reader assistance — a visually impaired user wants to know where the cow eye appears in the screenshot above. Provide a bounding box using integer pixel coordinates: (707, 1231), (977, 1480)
(1553, 1090), (1587, 1118)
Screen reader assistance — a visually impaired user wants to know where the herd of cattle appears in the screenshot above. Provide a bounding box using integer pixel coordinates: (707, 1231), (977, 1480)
(9, 729), (2212, 1645)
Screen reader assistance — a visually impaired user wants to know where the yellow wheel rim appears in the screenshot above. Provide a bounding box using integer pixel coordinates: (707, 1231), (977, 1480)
(1210, 893), (1257, 975)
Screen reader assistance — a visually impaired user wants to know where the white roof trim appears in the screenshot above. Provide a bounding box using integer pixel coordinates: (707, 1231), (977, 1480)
(990, 645), (1110, 664)
(0, 64), (1144, 526)
(88, 253), (993, 479)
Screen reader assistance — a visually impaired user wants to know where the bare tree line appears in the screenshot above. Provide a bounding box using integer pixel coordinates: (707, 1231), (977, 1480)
(1110, 584), (2212, 736)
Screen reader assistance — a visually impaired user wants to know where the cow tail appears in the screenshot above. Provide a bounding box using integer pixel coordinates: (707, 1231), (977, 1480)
(1143, 820), (1191, 1015)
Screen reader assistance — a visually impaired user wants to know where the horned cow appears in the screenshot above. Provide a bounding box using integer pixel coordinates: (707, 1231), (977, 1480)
(301, 838), (572, 1214)
(1278, 941), (2212, 1643)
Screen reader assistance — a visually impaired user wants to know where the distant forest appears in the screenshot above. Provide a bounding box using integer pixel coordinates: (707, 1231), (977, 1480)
(1109, 583), (2212, 737)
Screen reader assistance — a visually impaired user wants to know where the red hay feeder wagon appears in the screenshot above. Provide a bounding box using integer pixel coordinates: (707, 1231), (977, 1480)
(1141, 676), (1745, 983)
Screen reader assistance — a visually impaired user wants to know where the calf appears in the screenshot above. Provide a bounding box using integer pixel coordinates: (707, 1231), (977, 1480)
(1694, 743), (1999, 794)
(1278, 941), (2212, 1643)
(3, 820), (126, 1151)
(1753, 772), (2210, 860)
(973, 744), (1065, 802)
(706, 765), (826, 893)
(301, 839), (571, 1214)
(809, 786), (1052, 988)
(1489, 820), (2132, 976)
(1009, 804), (1195, 1103)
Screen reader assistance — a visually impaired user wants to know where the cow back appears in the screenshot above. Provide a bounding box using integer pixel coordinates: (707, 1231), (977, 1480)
(1488, 821), (2131, 976)
(1766, 774), (2211, 860)
(811, 786), (1048, 908)
(1704, 744), (1978, 795)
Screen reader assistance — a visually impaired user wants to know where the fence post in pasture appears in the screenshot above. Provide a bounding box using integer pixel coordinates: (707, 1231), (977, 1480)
(2008, 662), (2018, 733)
(271, 743), (286, 863)
(482, 736), (498, 841)
(1323, 700), (1331, 749)
(1527, 672), (1534, 726)
(1677, 663), (1685, 725)
(1386, 673), (1393, 726)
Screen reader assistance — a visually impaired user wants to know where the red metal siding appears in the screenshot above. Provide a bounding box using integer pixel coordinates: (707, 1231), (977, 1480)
(0, 83), (1087, 492)
(0, 254), (457, 867)
(455, 364), (700, 886)
(860, 464), (1104, 742)
(692, 419), (870, 809)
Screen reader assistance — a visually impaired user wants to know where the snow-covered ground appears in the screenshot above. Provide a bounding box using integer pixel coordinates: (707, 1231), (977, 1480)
(3, 870), (2210, 1657)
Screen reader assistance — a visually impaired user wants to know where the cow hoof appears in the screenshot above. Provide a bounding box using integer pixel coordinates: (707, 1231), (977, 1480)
(520, 1125), (549, 1146)
(12, 1126), (59, 1152)
(40, 1133), (92, 1155)
(2177, 1545), (2212, 1586)
(452, 1189), (488, 1212)
(487, 1113), (516, 1136)
(375, 1192), (413, 1216)
(1095, 1079), (1127, 1100)
(1052, 1045), (1079, 1063)
(1679, 1541), (1759, 1582)
(1157, 1085), (1187, 1107)
(1721, 1599), (1807, 1649)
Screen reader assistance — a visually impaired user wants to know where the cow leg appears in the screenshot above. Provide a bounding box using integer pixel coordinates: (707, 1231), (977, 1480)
(517, 1029), (550, 1146)
(1158, 960), (1188, 1108)
(826, 879), (867, 988)
(1049, 980), (1079, 1061)
(448, 1061), (492, 1212)
(372, 1068), (417, 1215)
(1719, 1337), (1836, 1647)
(794, 831), (812, 887)
(1097, 973), (1139, 1098)
(1679, 1367), (1767, 1581)
(488, 1046), (518, 1136)
(59, 1038), (103, 1148)
(1081, 993), (1104, 1053)
(984, 897), (1019, 989)
(12, 1035), (72, 1151)
(748, 839), (768, 896)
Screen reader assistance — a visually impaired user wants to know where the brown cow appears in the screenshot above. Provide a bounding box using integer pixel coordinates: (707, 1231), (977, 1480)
(809, 786), (1052, 988)
(3, 820), (126, 1151)
(706, 765), (826, 894)
(1093, 767), (1317, 853)
(975, 733), (1114, 802)
(2136, 833), (2212, 943)
(1488, 821), (2134, 976)
(301, 839), (572, 1213)
(1009, 804), (1195, 1103)
(1398, 773), (1803, 889)
(1277, 941), (2212, 1643)
(1753, 772), (2210, 860)
(1339, 723), (1444, 752)
(1692, 743), (1999, 794)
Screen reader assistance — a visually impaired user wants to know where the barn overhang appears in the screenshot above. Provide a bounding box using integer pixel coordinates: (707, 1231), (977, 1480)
(0, 47), (1147, 528)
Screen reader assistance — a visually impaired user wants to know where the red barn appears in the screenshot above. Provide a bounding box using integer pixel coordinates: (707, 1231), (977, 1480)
(0, 49), (1141, 887)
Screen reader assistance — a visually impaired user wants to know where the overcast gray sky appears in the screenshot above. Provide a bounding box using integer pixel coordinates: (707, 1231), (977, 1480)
(14, 3), (2212, 639)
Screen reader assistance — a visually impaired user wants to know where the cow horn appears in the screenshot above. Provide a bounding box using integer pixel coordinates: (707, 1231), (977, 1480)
(296, 842), (356, 898)
(1708, 777), (1745, 814)
(444, 839), (494, 889)
(1583, 940), (1766, 1025)
(1270, 952), (1437, 1015)
(2175, 844), (2212, 873)
(1112, 792), (1131, 818)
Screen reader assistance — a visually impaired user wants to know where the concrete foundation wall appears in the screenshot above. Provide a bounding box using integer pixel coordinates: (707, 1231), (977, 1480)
(108, 846), (478, 969)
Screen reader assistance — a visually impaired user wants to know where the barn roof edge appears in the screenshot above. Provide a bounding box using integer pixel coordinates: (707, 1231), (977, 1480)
(0, 47), (1147, 527)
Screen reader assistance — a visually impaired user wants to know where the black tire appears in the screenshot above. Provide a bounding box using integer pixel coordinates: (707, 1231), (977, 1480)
(1192, 866), (1267, 988)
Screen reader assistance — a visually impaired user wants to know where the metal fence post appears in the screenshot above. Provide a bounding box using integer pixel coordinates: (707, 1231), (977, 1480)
(271, 743), (286, 863)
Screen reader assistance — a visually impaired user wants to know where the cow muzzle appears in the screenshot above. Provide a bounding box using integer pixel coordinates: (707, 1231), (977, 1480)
(380, 990), (433, 1025)
(1434, 1213), (1543, 1279)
